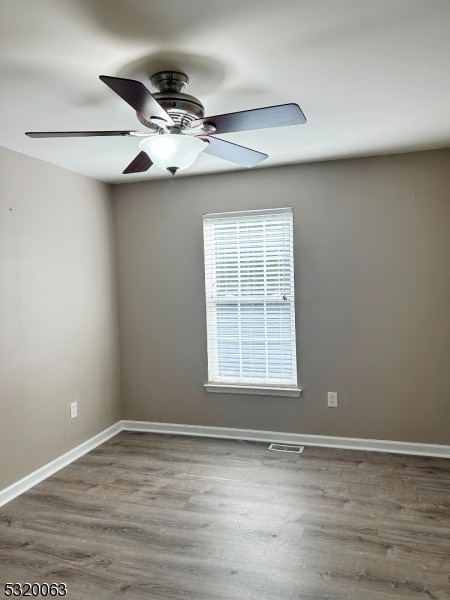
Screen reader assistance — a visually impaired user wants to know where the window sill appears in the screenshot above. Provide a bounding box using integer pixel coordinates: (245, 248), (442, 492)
(204, 384), (302, 397)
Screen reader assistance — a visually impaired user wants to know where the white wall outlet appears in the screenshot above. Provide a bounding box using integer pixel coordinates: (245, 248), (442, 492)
(328, 392), (338, 407)
(70, 401), (78, 419)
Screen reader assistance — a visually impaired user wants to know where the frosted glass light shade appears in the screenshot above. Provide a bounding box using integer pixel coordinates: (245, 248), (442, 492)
(139, 134), (208, 172)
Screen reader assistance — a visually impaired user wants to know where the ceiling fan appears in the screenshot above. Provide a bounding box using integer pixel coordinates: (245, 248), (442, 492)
(26, 71), (306, 176)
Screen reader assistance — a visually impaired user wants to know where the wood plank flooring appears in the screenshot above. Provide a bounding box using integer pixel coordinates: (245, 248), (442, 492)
(1, 432), (449, 599)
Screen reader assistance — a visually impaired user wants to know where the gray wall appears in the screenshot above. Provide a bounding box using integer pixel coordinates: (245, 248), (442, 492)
(0, 147), (121, 490)
(114, 149), (450, 445)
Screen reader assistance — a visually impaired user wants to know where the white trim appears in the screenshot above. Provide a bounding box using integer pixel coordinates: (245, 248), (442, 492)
(120, 420), (450, 459)
(204, 384), (302, 397)
(0, 422), (121, 508)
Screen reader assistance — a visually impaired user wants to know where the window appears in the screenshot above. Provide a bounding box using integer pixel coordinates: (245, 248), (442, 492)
(203, 208), (299, 396)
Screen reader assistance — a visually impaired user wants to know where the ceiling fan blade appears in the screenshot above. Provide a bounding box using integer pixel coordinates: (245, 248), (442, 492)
(123, 151), (153, 175)
(99, 75), (175, 127)
(25, 130), (139, 138)
(202, 136), (268, 167)
(194, 103), (306, 135)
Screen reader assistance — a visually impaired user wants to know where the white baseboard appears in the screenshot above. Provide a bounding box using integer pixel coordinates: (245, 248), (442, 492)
(2, 420), (448, 508)
(0, 422), (122, 508)
(120, 420), (450, 459)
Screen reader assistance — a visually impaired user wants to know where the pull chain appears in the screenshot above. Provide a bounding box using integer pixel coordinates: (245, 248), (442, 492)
(168, 167), (177, 198)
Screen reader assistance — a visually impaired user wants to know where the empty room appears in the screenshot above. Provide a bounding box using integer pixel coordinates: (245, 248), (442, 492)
(1, 1), (449, 598)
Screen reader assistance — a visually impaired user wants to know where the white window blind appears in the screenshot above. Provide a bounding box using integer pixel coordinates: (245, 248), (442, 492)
(203, 208), (298, 388)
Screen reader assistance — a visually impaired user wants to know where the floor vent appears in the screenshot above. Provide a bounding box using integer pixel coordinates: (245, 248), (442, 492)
(268, 443), (304, 453)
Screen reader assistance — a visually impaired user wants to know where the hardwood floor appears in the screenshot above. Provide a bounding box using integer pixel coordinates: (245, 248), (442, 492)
(1, 432), (449, 599)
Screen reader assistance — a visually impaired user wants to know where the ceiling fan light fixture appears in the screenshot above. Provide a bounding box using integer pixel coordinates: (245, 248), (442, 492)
(139, 134), (208, 173)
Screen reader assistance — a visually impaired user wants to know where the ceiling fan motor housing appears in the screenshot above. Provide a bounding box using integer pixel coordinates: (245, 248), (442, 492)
(137, 70), (205, 129)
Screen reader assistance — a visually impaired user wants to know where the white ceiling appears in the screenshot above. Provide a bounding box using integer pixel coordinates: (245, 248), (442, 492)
(1, 0), (449, 183)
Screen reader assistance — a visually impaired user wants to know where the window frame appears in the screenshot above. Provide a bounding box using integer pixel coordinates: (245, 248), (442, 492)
(203, 207), (301, 397)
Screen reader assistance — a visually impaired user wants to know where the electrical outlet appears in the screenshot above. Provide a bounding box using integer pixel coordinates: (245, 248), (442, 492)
(327, 392), (338, 407)
(70, 401), (78, 419)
